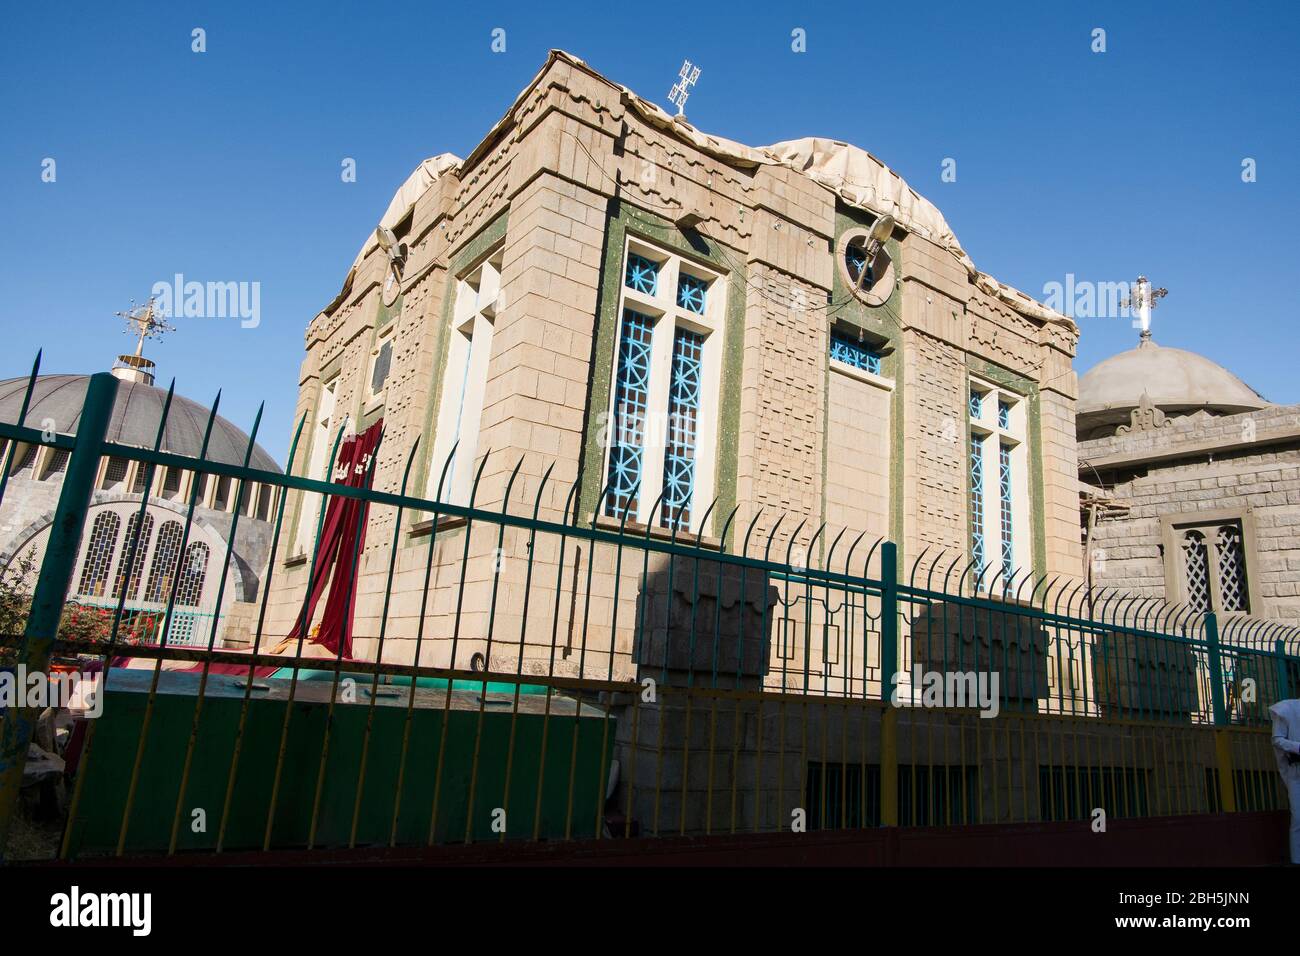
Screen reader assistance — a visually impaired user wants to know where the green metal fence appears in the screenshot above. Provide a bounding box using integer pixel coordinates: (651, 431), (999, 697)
(0, 360), (1297, 861)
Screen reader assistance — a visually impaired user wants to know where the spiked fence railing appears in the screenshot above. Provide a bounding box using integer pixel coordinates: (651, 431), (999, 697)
(0, 357), (1296, 860)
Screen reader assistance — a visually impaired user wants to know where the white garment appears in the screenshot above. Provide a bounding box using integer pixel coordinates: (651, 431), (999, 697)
(1269, 698), (1300, 864)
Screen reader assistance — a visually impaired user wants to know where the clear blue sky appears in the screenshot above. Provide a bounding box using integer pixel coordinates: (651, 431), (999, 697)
(2, 0), (1296, 463)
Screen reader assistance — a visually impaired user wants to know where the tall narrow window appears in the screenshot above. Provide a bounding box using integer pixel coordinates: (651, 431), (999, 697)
(41, 448), (69, 480)
(10, 445), (37, 476)
(166, 542), (211, 647)
(177, 542), (209, 608)
(969, 437), (985, 577)
(429, 252), (501, 504)
(77, 511), (121, 597)
(213, 475), (232, 511)
(1215, 525), (1248, 611)
(606, 310), (653, 518)
(660, 328), (704, 529)
(161, 466), (182, 497)
(295, 376), (338, 555)
(367, 324), (395, 408)
(602, 240), (724, 532)
(1182, 531), (1211, 612)
(146, 520), (184, 602)
(101, 456), (129, 490)
(998, 442), (1013, 581)
(969, 378), (1029, 589)
(256, 485), (273, 521)
(111, 512), (154, 600)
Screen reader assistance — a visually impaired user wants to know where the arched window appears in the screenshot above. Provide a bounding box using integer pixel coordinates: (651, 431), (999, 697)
(76, 511), (121, 597)
(177, 542), (209, 608)
(111, 512), (154, 600)
(145, 520), (184, 602)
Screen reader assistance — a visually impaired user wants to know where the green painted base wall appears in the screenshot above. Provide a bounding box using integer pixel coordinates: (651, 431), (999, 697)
(65, 689), (613, 857)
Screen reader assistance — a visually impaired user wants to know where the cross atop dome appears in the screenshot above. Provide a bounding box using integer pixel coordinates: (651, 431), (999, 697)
(1121, 275), (1168, 343)
(113, 297), (174, 386)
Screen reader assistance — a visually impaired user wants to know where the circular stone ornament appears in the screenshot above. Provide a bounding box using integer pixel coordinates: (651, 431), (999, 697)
(837, 228), (896, 307)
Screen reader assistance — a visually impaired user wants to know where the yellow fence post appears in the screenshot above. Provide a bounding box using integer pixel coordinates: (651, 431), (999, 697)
(879, 542), (899, 827)
(1214, 730), (1238, 814)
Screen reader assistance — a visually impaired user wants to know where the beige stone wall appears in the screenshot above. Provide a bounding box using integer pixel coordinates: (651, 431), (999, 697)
(1081, 403), (1300, 625)
(735, 264), (826, 541)
(825, 370), (891, 541)
(899, 325), (966, 561)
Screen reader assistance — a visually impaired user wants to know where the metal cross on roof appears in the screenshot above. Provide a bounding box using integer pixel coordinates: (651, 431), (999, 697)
(1120, 275), (1168, 340)
(116, 296), (175, 359)
(668, 60), (701, 116)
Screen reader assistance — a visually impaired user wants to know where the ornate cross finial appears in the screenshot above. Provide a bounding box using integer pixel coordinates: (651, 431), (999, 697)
(668, 60), (701, 116)
(116, 297), (174, 359)
(1120, 275), (1168, 341)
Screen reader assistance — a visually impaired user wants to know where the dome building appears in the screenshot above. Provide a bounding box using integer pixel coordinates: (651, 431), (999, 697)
(1077, 333), (1269, 440)
(1078, 329), (1300, 626)
(0, 359), (282, 648)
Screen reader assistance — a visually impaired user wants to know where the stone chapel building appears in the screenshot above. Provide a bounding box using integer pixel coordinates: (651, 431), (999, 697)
(1079, 330), (1300, 628)
(264, 50), (1083, 686)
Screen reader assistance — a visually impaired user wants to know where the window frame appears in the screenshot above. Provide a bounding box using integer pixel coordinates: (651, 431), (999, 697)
(365, 321), (396, 411)
(1160, 509), (1262, 616)
(427, 249), (503, 504)
(293, 373), (340, 557)
(600, 236), (726, 533)
(968, 376), (1031, 589)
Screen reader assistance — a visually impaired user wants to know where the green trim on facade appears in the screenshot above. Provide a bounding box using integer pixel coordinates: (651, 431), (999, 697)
(964, 355), (1048, 584)
(823, 206), (905, 571)
(579, 200), (745, 546)
(375, 293), (402, 331)
(358, 293), (403, 433)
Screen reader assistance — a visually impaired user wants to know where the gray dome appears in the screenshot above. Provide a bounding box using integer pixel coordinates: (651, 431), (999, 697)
(0, 374), (281, 474)
(1078, 338), (1269, 436)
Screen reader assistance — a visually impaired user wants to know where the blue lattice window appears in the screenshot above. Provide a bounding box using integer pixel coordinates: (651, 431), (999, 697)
(605, 309), (654, 518)
(661, 328), (704, 530)
(829, 330), (882, 375)
(999, 442), (1014, 581)
(625, 253), (659, 295)
(677, 273), (707, 314)
(969, 388), (983, 419)
(970, 436), (985, 579)
(997, 400), (1011, 429)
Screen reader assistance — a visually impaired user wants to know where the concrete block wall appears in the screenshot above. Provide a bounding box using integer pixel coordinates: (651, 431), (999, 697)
(1081, 403), (1300, 624)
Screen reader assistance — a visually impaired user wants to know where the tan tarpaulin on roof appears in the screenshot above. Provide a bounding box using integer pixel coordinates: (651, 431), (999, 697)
(347, 153), (461, 275)
(328, 50), (1073, 331)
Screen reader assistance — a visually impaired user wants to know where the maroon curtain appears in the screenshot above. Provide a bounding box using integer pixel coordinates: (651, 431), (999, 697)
(286, 420), (383, 659)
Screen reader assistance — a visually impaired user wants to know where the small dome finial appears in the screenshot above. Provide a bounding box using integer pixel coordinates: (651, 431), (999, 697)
(112, 296), (173, 386)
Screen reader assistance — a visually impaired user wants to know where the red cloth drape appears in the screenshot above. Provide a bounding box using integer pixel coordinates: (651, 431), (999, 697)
(287, 420), (383, 659)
